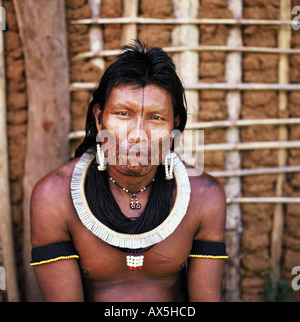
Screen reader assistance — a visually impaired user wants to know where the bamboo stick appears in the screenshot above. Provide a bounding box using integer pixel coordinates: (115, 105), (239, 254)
(70, 135), (300, 151)
(69, 133), (300, 152)
(71, 17), (295, 26)
(67, 132), (300, 179)
(227, 197), (300, 204)
(172, 0), (199, 118)
(121, 0), (138, 45)
(223, 0), (242, 302)
(210, 165), (300, 178)
(72, 45), (300, 61)
(69, 82), (300, 91)
(271, 0), (291, 287)
(68, 118), (300, 139)
(69, 82), (97, 91)
(0, 2), (20, 301)
(186, 118), (300, 129)
(202, 140), (300, 151)
(163, 45), (300, 54)
(184, 83), (300, 91)
(88, 0), (105, 72)
(172, 0), (199, 168)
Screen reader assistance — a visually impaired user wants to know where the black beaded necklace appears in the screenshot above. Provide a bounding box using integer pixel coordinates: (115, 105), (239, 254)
(84, 160), (175, 234)
(109, 176), (155, 210)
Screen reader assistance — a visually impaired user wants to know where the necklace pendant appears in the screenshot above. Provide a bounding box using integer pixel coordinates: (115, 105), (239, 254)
(126, 249), (144, 271)
(130, 194), (141, 210)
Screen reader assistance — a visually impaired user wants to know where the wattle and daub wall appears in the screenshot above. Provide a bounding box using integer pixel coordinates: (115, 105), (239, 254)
(0, 0), (299, 301)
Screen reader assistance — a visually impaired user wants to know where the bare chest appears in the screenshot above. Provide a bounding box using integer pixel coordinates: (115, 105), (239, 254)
(71, 217), (194, 284)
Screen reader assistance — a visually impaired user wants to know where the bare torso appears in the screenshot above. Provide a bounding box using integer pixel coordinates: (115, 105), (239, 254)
(31, 156), (226, 302)
(71, 216), (193, 301)
(68, 158), (197, 302)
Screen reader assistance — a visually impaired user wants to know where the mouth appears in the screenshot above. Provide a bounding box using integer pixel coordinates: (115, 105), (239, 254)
(99, 128), (174, 167)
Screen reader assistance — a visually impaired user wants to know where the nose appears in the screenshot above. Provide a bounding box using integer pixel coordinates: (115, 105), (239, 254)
(127, 118), (148, 144)
(128, 129), (148, 144)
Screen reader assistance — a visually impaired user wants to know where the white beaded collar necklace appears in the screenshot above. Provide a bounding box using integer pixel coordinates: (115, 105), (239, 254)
(70, 148), (191, 250)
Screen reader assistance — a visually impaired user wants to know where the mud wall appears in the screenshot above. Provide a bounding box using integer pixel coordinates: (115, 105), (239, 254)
(1, 0), (27, 300)
(283, 0), (300, 302)
(240, 0), (300, 301)
(66, 0), (177, 157)
(240, 0), (281, 301)
(1, 0), (299, 301)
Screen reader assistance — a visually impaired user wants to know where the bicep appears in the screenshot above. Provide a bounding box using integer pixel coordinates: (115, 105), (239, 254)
(30, 176), (84, 302)
(187, 257), (225, 302)
(195, 181), (227, 241)
(30, 178), (70, 245)
(33, 260), (84, 302)
(187, 175), (227, 301)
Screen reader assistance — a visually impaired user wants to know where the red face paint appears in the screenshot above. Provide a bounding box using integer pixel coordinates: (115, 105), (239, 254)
(97, 85), (176, 175)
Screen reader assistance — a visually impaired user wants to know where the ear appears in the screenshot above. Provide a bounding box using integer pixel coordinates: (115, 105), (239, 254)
(93, 104), (102, 132)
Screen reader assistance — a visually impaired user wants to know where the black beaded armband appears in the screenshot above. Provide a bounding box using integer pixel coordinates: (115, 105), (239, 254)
(30, 241), (79, 266)
(189, 240), (228, 259)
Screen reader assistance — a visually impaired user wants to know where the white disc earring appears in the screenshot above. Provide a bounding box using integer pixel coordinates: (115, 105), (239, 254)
(164, 150), (174, 180)
(96, 143), (106, 171)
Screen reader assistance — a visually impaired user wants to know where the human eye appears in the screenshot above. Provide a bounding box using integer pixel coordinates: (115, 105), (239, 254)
(151, 115), (164, 121)
(118, 111), (130, 116)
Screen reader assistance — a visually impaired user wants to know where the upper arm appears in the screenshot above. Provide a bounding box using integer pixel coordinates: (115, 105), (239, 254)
(187, 174), (227, 302)
(30, 176), (70, 246)
(30, 173), (84, 302)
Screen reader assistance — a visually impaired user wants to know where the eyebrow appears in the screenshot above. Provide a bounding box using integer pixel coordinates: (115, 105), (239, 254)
(112, 102), (138, 113)
(112, 99), (170, 116)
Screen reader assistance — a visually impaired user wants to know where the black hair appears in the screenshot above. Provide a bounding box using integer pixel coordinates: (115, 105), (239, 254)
(75, 39), (187, 158)
(77, 40), (187, 235)
(84, 162), (175, 234)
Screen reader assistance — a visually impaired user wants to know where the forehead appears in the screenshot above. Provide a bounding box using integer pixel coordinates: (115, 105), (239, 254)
(106, 84), (173, 109)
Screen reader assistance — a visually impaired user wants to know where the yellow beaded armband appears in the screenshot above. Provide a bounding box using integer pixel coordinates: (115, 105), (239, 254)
(30, 241), (79, 266)
(189, 240), (228, 259)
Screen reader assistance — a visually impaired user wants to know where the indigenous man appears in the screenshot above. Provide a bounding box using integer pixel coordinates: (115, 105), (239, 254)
(30, 41), (228, 302)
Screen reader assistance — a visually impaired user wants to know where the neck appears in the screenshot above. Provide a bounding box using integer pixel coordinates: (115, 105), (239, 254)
(106, 165), (158, 193)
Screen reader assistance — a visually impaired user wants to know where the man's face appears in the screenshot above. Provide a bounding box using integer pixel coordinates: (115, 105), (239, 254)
(93, 84), (176, 176)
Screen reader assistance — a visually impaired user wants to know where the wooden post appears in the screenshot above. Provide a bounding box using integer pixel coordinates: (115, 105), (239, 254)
(0, 0), (20, 302)
(172, 0), (199, 124)
(223, 0), (242, 302)
(121, 0), (139, 45)
(172, 0), (199, 167)
(88, 0), (105, 72)
(13, 0), (71, 301)
(271, 0), (291, 286)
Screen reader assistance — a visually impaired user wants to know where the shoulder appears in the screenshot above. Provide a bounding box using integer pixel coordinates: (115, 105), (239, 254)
(184, 163), (226, 240)
(30, 158), (80, 247)
(191, 171), (225, 203)
(184, 163), (226, 209)
(31, 157), (79, 208)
